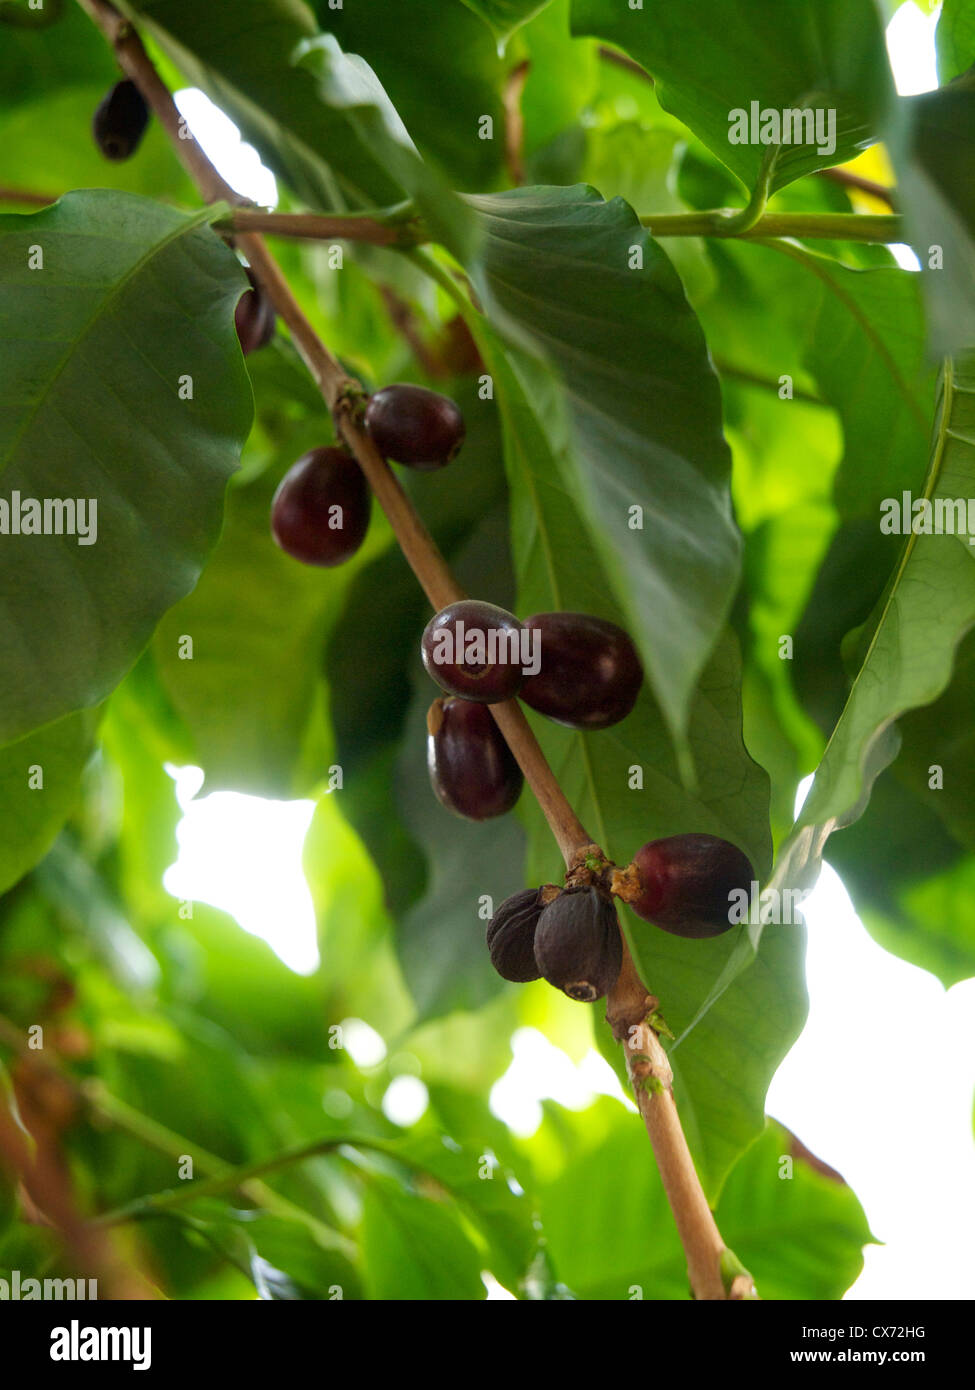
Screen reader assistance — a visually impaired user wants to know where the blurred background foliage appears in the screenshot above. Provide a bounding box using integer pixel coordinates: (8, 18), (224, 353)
(0, 0), (973, 1298)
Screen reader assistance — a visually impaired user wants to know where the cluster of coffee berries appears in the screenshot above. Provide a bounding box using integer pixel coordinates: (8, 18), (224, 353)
(488, 833), (755, 1000)
(488, 884), (622, 1002)
(421, 599), (642, 820)
(269, 385), (465, 567)
(92, 80), (150, 161)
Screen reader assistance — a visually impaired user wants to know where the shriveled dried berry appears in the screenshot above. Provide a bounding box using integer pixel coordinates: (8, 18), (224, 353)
(92, 80), (150, 161)
(533, 886), (622, 1002)
(486, 887), (546, 982)
(629, 833), (754, 938)
(427, 697), (523, 820)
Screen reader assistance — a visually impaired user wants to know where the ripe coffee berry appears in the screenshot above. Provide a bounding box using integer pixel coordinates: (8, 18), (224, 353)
(92, 80), (150, 161)
(533, 887), (622, 1001)
(270, 447), (371, 567)
(427, 697), (523, 820)
(486, 887), (549, 982)
(520, 613), (643, 730)
(235, 267), (276, 356)
(364, 384), (465, 469)
(628, 833), (754, 938)
(421, 600), (525, 703)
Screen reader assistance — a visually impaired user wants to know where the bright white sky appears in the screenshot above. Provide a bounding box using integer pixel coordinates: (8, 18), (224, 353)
(163, 3), (975, 1300)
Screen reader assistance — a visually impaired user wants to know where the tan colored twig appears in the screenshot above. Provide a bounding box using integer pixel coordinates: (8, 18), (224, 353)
(503, 59), (531, 186)
(818, 166), (898, 210)
(0, 186), (60, 207)
(228, 207), (413, 245)
(76, 0), (744, 1300)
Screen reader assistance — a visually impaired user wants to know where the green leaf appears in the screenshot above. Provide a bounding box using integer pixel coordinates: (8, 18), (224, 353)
(160, 1199), (361, 1299)
(895, 626), (975, 851)
(937, 0), (975, 82)
(360, 1176), (485, 1299)
(570, 0), (892, 193)
(0, 711), (98, 897)
(776, 353), (975, 899)
(314, 0), (505, 191)
(467, 185), (740, 762)
(519, 0), (599, 159)
(581, 122), (716, 305)
(293, 36), (480, 263)
(356, 1128), (539, 1290)
(121, 0), (430, 212)
(0, 2), (114, 110)
(889, 77), (975, 356)
(0, 191), (252, 744)
(823, 768), (975, 986)
(699, 240), (935, 522)
(460, 0), (551, 48)
(525, 1101), (871, 1299)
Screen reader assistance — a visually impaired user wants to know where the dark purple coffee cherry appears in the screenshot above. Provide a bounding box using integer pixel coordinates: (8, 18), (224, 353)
(364, 384), (466, 470)
(533, 887), (622, 1002)
(421, 600), (525, 703)
(519, 613), (643, 731)
(92, 80), (150, 161)
(486, 887), (548, 982)
(427, 698), (523, 821)
(235, 267), (276, 356)
(629, 834), (755, 938)
(270, 447), (370, 567)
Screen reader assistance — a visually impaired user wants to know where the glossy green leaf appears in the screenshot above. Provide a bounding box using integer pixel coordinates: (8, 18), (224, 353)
(570, 0), (892, 192)
(0, 191), (252, 745)
(468, 184), (740, 761)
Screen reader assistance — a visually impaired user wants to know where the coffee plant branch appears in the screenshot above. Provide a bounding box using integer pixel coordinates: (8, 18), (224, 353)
(77, 0), (751, 1300)
(223, 207), (904, 245)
